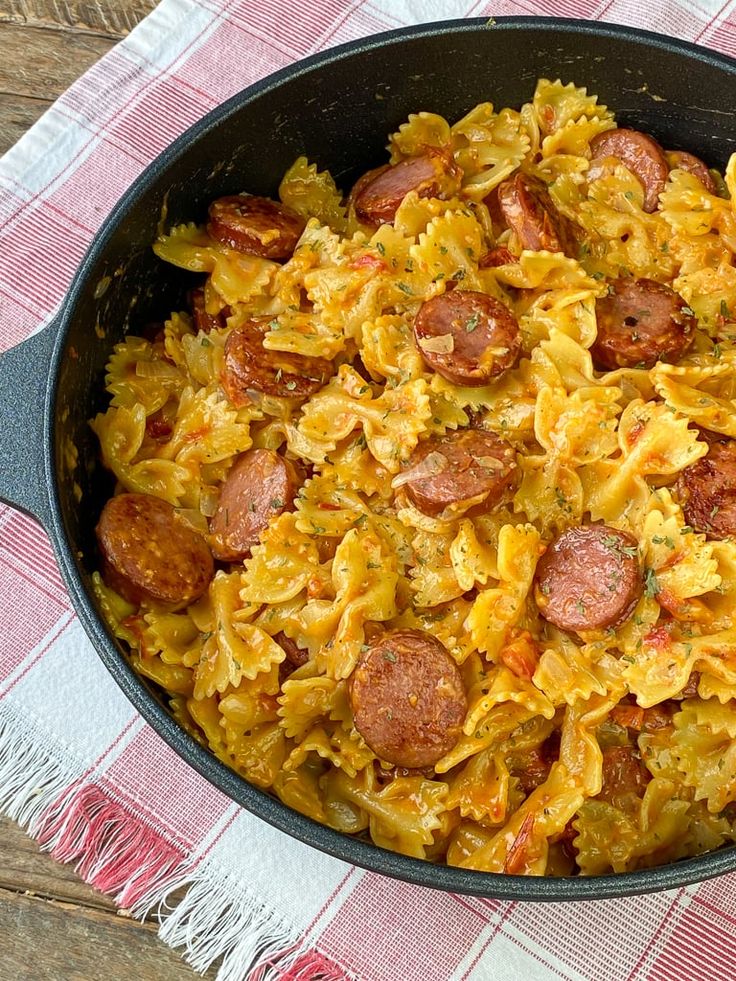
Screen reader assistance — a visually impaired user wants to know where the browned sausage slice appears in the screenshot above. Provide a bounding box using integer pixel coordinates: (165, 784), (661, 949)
(351, 149), (460, 226)
(349, 629), (467, 768)
(589, 128), (669, 213)
(666, 150), (718, 194)
(401, 429), (517, 518)
(222, 319), (332, 404)
(591, 278), (696, 371)
(207, 195), (305, 260)
(535, 524), (642, 633)
(190, 287), (229, 333)
(677, 440), (736, 539)
(413, 290), (520, 386)
(209, 449), (301, 562)
(96, 493), (213, 610)
(496, 173), (580, 256)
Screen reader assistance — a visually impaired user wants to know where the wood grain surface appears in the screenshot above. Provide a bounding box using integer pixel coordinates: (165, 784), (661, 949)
(0, 815), (219, 978)
(0, 5), (214, 979)
(0, 0), (157, 155)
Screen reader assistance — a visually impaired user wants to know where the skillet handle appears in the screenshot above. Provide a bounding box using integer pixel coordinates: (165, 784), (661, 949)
(0, 323), (57, 527)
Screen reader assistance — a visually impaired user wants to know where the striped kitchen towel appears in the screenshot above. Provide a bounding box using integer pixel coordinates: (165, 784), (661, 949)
(2, 1), (736, 979)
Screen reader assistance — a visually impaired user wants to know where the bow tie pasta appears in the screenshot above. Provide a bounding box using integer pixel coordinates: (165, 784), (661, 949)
(92, 78), (736, 877)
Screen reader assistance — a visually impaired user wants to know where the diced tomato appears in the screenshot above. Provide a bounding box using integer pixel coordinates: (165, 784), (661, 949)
(557, 820), (578, 862)
(626, 419), (646, 447)
(680, 671), (700, 698)
(504, 812), (536, 874)
(348, 253), (387, 273)
(478, 246), (517, 268)
(610, 704), (646, 730)
(145, 417), (172, 441)
(643, 624), (671, 650)
(513, 748), (550, 795)
(599, 746), (650, 803)
(500, 631), (539, 680)
(642, 703), (675, 733)
(541, 105), (556, 130)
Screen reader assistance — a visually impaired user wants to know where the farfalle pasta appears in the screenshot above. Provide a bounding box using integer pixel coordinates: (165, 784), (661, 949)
(92, 78), (736, 877)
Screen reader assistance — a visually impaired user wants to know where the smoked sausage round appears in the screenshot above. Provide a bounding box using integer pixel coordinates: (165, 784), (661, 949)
(209, 448), (301, 562)
(351, 150), (460, 226)
(96, 493), (214, 610)
(496, 173), (579, 256)
(589, 128), (669, 213)
(591, 278), (696, 371)
(677, 439), (736, 539)
(349, 629), (467, 768)
(222, 319), (332, 404)
(666, 151), (717, 194)
(207, 195), (305, 260)
(401, 429), (517, 518)
(413, 290), (520, 386)
(535, 524), (642, 633)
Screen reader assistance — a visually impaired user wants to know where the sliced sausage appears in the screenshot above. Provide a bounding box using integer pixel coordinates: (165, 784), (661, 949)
(535, 524), (642, 633)
(677, 439), (736, 539)
(589, 128), (669, 213)
(496, 173), (580, 256)
(96, 493), (213, 610)
(401, 429), (517, 518)
(222, 319), (332, 404)
(666, 150), (717, 195)
(351, 149), (460, 226)
(483, 184), (506, 235)
(209, 449), (301, 562)
(349, 629), (467, 768)
(591, 278), (696, 370)
(189, 287), (229, 333)
(413, 290), (520, 386)
(207, 195), (305, 260)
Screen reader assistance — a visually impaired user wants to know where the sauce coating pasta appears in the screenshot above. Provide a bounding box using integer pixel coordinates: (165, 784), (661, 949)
(92, 78), (736, 877)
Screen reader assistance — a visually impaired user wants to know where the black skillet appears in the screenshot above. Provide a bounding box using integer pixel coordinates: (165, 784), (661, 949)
(1, 17), (736, 901)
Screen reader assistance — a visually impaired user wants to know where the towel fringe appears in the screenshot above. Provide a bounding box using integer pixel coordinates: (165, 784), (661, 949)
(0, 704), (79, 829)
(135, 859), (352, 981)
(35, 781), (186, 908)
(268, 950), (357, 981)
(0, 703), (352, 981)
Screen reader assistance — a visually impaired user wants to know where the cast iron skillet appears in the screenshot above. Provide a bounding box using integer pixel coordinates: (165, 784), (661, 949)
(1, 17), (736, 901)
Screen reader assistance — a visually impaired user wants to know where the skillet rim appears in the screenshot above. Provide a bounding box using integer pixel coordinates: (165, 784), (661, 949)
(44, 16), (736, 900)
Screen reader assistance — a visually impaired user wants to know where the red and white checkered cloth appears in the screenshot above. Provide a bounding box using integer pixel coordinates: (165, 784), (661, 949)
(2, 2), (736, 979)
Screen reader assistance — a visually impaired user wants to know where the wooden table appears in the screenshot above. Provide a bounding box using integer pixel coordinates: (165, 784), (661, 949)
(1, 4), (215, 976)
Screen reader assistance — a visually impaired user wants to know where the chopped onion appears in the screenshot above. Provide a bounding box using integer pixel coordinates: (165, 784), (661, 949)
(391, 451), (449, 489)
(418, 333), (455, 355)
(199, 486), (220, 518)
(477, 455), (505, 471)
(174, 508), (210, 535)
(135, 359), (182, 378)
